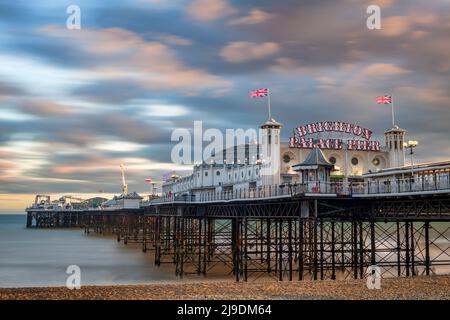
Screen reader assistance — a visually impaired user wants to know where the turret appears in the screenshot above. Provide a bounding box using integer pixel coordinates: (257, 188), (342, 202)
(260, 118), (282, 186)
(384, 125), (406, 168)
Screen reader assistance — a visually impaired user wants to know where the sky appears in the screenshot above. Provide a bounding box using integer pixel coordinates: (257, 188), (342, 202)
(1, 0), (450, 211)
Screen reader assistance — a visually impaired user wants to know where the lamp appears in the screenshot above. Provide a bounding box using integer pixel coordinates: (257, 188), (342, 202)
(403, 140), (418, 177)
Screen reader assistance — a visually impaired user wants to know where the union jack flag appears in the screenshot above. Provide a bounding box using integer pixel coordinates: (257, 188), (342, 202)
(249, 88), (269, 98)
(376, 95), (392, 104)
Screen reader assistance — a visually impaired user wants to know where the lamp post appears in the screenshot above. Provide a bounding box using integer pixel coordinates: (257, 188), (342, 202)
(404, 140), (418, 189)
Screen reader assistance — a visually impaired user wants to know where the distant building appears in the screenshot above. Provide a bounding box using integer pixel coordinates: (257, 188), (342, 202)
(102, 192), (142, 210)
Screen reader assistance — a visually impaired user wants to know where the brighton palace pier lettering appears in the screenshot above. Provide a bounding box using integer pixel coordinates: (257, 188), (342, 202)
(289, 121), (381, 151)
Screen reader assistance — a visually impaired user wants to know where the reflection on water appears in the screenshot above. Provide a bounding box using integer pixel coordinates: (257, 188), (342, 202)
(0, 214), (179, 288)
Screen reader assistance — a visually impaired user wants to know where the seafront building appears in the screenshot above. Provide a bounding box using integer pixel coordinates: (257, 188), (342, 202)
(161, 116), (450, 200)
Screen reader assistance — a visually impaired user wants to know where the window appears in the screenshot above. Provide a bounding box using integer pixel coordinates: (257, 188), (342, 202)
(329, 156), (337, 165)
(351, 157), (359, 166)
(205, 172), (208, 177)
(216, 171), (220, 176)
(283, 153), (291, 163)
(241, 172), (244, 178)
(372, 158), (381, 166)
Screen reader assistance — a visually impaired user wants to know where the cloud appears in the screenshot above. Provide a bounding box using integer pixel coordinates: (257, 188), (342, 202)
(0, 81), (26, 97)
(157, 34), (193, 46)
(18, 100), (72, 117)
(364, 0), (395, 8)
(229, 9), (275, 25)
(358, 63), (411, 78)
(220, 41), (280, 63)
(380, 16), (411, 37)
(38, 26), (231, 95)
(187, 0), (236, 22)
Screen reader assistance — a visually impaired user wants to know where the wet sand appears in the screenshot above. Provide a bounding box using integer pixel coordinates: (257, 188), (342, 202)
(1, 275), (449, 300)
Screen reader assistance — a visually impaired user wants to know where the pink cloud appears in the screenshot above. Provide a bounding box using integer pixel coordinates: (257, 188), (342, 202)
(187, 0), (236, 22)
(220, 41), (280, 63)
(229, 9), (275, 25)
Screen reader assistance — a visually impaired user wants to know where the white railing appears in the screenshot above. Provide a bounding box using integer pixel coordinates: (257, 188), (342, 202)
(353, 175), (450, 195)
(150, 174), (450, 204)
(150, 182), (351, 204)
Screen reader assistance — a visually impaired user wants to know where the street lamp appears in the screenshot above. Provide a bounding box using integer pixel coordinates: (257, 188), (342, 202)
(404, 140), (418, 177)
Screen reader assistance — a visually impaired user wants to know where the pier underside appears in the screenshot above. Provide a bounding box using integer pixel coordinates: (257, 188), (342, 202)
(26, 195), (450, 281)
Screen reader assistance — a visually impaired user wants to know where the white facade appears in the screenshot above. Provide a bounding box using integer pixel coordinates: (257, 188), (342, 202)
(102, 192), (142, 210)
(162, 119), (407, 198)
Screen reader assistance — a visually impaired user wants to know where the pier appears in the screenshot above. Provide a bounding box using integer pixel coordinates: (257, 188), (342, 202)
(26, 180), (450, 281)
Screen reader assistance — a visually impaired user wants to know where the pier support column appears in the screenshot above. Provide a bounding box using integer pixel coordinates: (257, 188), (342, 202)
(26, 212), (33, 228)
(405, 221), (410, 277)
(331, 221), (336, 280)
(396, 221), (401, 276)
(298, 217), (304, 281)
(232, 218), (241, 281)
(425, 221), (431, 275)
(410, 221), (415, 276)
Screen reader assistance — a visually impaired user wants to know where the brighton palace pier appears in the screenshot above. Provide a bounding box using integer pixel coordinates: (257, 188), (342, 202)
(26, 116), (450, 281)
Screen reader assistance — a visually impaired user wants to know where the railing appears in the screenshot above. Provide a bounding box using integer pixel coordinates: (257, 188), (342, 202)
(151, 174), (450, 204)
(352, 175), (450, 195)
(151, 182), (350, 204)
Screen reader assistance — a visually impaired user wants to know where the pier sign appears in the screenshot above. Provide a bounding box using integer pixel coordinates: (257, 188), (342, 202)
(289, 121), (381, 151)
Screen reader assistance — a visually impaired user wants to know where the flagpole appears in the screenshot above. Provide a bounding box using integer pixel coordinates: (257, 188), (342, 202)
(391, 94), (395, 128)
(267, 89), (272, 120)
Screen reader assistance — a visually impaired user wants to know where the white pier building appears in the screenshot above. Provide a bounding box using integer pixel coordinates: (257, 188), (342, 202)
(162, 117), (416, 200)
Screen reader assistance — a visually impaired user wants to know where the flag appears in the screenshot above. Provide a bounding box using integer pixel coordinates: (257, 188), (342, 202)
(376, 95), (392, 104)
(144, 178), (153, 183)
(249, 88), (269, 98)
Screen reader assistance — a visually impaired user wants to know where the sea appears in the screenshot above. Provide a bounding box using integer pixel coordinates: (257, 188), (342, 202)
(0, 214), (178, 288)
(1, 214), (449, 288)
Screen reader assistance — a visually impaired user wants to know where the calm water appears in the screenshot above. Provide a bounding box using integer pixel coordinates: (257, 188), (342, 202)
(0, 214), (178, 288)
(1, 214), (449, 287)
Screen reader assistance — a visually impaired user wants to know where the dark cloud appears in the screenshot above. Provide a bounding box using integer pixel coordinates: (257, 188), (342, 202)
(72, 80), (149, 104)
(0, 81), (26, 96)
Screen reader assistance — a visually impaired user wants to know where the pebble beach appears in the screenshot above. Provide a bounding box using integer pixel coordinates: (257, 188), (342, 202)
(1, 275), (449, 300)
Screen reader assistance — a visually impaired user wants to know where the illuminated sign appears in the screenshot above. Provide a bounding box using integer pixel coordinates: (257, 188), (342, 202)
(289, 121), (381, 151)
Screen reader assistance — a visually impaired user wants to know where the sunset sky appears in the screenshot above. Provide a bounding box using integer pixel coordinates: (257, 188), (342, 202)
(1, 0), (450, 211)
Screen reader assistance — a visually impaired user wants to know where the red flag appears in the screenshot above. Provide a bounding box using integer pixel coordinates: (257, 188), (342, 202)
(144, 178), (153, 183)
(249, 88), (269, 98)
(376, 95), (392, 104)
